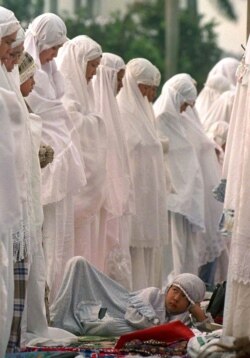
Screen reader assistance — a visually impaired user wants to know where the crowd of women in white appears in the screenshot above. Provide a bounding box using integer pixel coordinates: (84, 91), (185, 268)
(0, 4), (246, 356)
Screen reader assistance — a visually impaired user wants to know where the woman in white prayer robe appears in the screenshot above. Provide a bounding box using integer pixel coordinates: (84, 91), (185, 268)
(176, 75), (226, 286)
(117, 58), (169, 290)
(1, 17), (75, 350)
(24, 14), (87, 303)
(56, 35), (107, 276)
(91, 52), (135, 289)
(153, 74), (205, 285)
(223, 39), (250, 338)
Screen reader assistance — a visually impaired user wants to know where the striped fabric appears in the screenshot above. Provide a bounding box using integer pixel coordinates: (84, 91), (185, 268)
(7, 259), (29, 353)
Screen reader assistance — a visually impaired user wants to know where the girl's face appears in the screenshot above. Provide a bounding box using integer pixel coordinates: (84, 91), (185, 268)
(85, 56), (101, 83)
(20, 75), (35, 97)
(165, 286), (190, 315)
(116, 69), (125, 94)
(0, 31), (18, 60)
(39, 44), (62, 65)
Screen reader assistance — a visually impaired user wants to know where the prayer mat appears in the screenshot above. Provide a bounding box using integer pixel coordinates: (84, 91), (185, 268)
(121, 338), (189, 357)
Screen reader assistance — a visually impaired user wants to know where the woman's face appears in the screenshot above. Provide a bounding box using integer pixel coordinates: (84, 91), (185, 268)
(138, 83), (152, 98)
(39, 44), (62, 64)
(116, 68), (125, 94)
(85, 56), (101, 83)
(4, 43), (24, 72)
(0, 31), (18, 60)
(20, 75), (35, 97)
(165, 286), (190, 315)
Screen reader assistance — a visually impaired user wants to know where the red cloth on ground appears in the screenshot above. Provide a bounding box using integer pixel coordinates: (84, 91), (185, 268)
(115, 320), (194, 349)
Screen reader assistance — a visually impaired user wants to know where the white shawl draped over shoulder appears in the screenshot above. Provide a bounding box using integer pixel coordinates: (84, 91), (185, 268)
(154, 76), (205, 231)
(56, 35), (107, 218)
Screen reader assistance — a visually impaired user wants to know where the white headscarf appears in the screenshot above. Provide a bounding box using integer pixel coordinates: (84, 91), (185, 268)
(207, 57), (240, 88)
(117, 58), (168, 248)
(195, 74), (231, 122)
(0, 6), (20, 37)
(154, 73), (205, 230)
(24, 12), (67, 68)
(101, 52), (125, 95)
(169, 273), (206, 305)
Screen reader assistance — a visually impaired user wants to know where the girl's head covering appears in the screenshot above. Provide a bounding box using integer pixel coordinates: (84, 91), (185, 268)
(11, 27), (25, 48)
(0, 6), (20, 37)
(127, 57), (160, 86)
(169, 273), (206, 305)
(18, 51), (36, 85)
(24, 13), (67, 67)
(101, 52), (125, 95)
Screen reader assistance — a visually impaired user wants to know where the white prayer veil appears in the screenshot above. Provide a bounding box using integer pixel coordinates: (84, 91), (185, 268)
(117, 58), (168, 249)
(56, 34), (102, 114)
(24, 12), (67, 68)
(0, 6), (20, 37)
(100, 52), (125, 95)
(195, 74), (231, 122)
(56, 35), (106, 218)
(154, 73), (205, 230)
(92, 52), (133, 217)
(207, 57), (240, 88)
(24, 16), (86, 206)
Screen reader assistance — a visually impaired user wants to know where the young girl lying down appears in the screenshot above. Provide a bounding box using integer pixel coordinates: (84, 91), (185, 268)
(50, 256), (210, 336)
